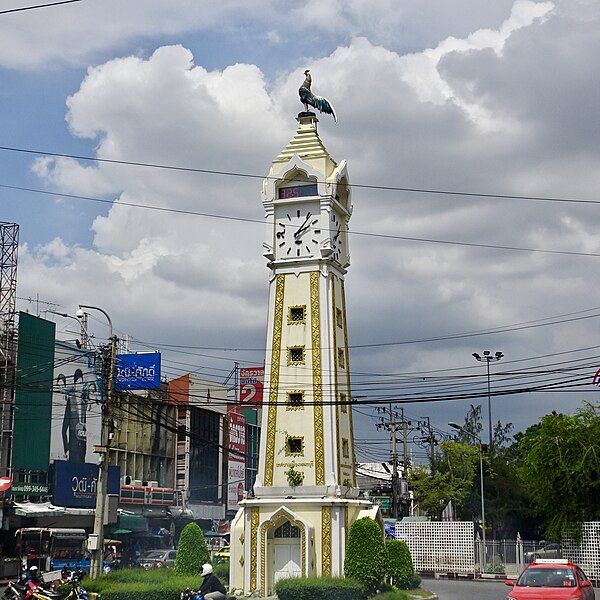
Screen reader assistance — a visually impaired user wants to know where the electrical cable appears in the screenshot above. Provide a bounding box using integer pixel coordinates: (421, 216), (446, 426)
(0, 0), (83, 15)
(2, 181), (600, 258)
(1, 145), (598, 206)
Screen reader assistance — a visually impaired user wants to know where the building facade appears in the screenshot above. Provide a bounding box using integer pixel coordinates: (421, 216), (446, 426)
(168, 374), (228, 523)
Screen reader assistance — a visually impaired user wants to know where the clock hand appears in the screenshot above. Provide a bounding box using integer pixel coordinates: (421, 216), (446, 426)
(294, 213), (312, 237)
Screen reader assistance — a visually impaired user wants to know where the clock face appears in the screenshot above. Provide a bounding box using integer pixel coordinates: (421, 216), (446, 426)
(275, 206), (322, 259)
(331, 212), (346, 263)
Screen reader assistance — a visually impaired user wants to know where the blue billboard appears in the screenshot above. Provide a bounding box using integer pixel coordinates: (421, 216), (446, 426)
(53, 460), (120, 508)
(115, 352), (161, 391)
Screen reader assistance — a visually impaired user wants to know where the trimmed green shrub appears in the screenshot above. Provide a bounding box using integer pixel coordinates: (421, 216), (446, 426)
(83, 569), (201, 600)
(275, 576), (364, 600)
(173, 523), (210, 575)
(385, 539), (419, 590)
(344, 517), (387, 596)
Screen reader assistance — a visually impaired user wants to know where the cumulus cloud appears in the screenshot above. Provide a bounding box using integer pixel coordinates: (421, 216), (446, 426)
(18, 0), (600, 437)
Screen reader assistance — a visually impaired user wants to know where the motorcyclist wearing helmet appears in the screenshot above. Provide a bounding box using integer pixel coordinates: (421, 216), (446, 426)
(199, 564), (226, 600)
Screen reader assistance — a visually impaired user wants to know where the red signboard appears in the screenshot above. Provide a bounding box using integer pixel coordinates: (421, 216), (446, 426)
(239, 366), (264, 405)
(0, 476), (12, 492)
(227, 405), (246, 456)
(227, 405), (246, 511)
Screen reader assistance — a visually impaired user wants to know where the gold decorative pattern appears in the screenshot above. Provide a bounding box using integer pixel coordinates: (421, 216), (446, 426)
(310, 270), (325, 485)
(344, 506), (349, 549)
(341, 280), (356, 486)
(250, 508), (260, 591)
(331, 274), (341, 483)
(265, 274), (285, 486)
(321, 506), (332, 576)
(261, 513), (307, 594)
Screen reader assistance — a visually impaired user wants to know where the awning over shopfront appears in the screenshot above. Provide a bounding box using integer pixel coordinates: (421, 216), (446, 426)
(13, 502), (95, 517)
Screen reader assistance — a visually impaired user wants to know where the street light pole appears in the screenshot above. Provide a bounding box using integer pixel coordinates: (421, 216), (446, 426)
(448, 422), (486, 550)
(472, 351), (503, 449)
(78, 305), (117, 579)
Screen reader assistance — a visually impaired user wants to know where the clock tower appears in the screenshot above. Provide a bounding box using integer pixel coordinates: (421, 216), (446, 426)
(230, 113), (378, 596)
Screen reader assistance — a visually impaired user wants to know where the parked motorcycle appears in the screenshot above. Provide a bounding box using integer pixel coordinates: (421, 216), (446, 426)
(4, 568), (88, 600)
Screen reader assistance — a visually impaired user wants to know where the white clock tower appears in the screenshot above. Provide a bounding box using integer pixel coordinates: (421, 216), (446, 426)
(230, 114), (378, 596)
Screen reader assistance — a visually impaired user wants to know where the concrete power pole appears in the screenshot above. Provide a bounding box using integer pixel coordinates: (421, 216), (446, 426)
(79, 306), (117, 579)
(377, 404), (414, 519)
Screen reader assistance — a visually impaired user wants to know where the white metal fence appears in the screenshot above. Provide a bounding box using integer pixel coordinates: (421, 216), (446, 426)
(395, 521), (475, 574)
(393, 521), (600, 583)
(563, 522), (600, 581)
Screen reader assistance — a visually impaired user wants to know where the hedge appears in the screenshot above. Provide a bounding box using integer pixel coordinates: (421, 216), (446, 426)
(385, 539), (420, 590)
(174, 523), (210, 575)
(275, 576), (365, 600)
(84, 568), (202, 600)
(344, 518), (387, 595)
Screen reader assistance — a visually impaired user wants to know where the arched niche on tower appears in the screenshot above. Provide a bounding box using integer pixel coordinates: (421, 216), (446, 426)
(330, 160), (353, 215)
(262, 155), (326, 203)
(258, 506), (314, 594)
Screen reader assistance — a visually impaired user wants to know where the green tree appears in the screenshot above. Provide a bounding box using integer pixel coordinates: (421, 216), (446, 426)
(385, 539), (419, 590)
(409, 441), (480, 519)
(173, 522), (210, 575)
(344, 517), (386, 596)
(518, 403), (600, 539)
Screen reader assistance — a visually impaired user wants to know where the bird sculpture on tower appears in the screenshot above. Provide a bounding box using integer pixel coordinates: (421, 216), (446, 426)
(298, 69), (336, 121)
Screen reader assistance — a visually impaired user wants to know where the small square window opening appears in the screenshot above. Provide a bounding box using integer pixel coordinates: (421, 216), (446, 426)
(286, 436), (304, 456)
(289, 346), (305, 365)
(287, 392), (304, 408)
(338, 348), (346, 369)
(289, 306), (306, 324)
(340, 393), (347, 413)
(342, 438), (350, 459)
(336, 308), (343, 328)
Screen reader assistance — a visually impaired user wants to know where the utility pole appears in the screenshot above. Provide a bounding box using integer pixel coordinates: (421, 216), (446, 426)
(78, 305), (117, 579)
(402, 408), (409, 475)
(417, 417), (438, 474)
(376, 404), (415, 519)
(376, 403), (399, 518)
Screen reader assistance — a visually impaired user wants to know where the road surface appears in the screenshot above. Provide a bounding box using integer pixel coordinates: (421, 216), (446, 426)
(424, 578), (508, 599)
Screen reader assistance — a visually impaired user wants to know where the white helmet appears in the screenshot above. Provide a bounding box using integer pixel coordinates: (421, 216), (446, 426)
(201, 563), (212, 576)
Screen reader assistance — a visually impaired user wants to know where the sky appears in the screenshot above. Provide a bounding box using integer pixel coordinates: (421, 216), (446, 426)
(1, 0), (600, 464)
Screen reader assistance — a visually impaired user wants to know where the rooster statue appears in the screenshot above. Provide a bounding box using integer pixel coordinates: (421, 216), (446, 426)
(299, 70), (336, 121)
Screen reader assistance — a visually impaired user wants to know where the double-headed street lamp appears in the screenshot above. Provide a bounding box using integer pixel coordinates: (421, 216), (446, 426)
(448, 422), (486, 549)
(77, 305), (117, 579)
(472, 350), (503, 449)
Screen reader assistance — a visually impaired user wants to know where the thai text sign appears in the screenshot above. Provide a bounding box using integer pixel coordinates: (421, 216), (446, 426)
(115, 353), (161, 391)
(53, 460), (120, 507)
(239, 366), (264, 405)
(227, 406), (246, 512)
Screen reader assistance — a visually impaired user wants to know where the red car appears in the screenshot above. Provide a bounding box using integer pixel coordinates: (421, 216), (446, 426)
(506, 559), (595, 600)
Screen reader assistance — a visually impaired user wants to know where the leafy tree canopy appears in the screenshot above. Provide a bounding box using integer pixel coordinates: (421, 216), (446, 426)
(409, 440), (480, 519)
(518, 403), (600, 539)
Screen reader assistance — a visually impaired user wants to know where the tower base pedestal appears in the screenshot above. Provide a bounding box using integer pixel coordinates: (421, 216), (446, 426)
(230, 495), (379, 597)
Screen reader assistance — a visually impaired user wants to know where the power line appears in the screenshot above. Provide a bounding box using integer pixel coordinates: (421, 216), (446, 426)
(0, 144), (598, 206)
(0, 0), (83, 15)
(3, 181), (600, 258)
(131, 306), (600, 353)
